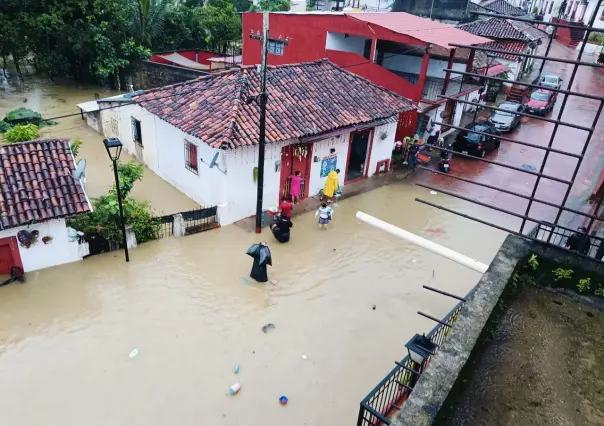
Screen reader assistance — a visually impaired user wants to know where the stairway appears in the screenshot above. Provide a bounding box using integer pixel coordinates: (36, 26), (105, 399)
(568, 23), (587, 49)
(506, 85), (527, 103)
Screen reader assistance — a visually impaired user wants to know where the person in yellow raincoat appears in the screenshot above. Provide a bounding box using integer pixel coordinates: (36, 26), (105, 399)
(321, 169), (340, 203)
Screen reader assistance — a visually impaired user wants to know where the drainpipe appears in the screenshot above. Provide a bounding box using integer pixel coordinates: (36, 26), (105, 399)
(356, 212), (489, 273)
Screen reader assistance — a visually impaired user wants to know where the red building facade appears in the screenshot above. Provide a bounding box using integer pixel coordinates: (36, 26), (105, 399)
(242, 12), (491, 140)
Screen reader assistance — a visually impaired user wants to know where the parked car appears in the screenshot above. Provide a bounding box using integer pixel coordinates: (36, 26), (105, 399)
(524, 89), (557, 116)
(539, 74), (563, 90)
(453, 122), (502, 158)
(488, 102), (524, 132)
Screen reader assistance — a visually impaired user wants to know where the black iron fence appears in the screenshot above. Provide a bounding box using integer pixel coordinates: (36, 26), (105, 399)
(357, 300), (465, 426)
(527, 221), (603, 260)
(83, 206), (219, 257)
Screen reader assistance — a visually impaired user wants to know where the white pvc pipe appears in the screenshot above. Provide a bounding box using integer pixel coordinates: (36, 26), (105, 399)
(356, 211), (489, 274)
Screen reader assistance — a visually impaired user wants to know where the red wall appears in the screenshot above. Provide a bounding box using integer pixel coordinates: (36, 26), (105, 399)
(242, 13), (428, 66)
(150, 50), (223, 66)
(325, 49), (422, 102)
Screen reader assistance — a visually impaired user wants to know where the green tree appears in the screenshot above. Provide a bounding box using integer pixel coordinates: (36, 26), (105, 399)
(68, 161), (159, 245)
(4, 124), (39, 143)
(196, 0), (242, 54)
(249, 0), (290, 11)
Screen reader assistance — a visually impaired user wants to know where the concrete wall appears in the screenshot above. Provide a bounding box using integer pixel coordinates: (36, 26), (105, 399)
(131, 61), (209, 90)
(382, 55), (466, 79)
(325, 32), (370, 56)
(308, 133), (350, 197)
(0, 219), (83, 272)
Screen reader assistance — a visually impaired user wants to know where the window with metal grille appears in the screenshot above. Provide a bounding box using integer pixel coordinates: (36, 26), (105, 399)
(185, 140), (199, 174)
(268, 40), (285, 55)
(132, 118), (142, 145)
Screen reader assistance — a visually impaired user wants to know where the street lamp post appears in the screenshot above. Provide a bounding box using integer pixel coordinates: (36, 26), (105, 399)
(103, 138), (129, 262)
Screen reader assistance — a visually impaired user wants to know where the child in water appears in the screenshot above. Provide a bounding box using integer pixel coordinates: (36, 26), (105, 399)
(315, 202), (333, 229)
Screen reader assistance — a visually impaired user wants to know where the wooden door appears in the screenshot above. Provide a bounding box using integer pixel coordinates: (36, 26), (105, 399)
(279, 143), (312, 201)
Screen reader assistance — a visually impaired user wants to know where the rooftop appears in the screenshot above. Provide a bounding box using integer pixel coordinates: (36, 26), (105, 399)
(474, 0), (526, 16)
(458, 17), (548, 43)
(0, 138), (91, 230)
(347, 12), (492, 50)
(134, 59), (417, 149)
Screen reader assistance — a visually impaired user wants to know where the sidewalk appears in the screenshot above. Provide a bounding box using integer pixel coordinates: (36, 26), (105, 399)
(234, 167), (415, 232)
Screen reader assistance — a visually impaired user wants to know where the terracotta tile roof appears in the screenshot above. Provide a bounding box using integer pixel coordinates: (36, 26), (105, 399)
(0, 138), (91, 230)
(457, 18), (530, 42)
(482, 40), (528, 60)
(134, 59), (417, 149)
(508, 19), (549, 41)
(477, 0), (525, 16)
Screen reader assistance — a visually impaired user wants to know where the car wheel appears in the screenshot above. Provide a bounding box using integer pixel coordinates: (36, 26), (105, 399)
(495, 140), (501, 149)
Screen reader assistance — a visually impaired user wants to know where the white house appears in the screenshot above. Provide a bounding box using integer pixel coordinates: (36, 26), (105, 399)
(94, 59), (416, 226)
(0, 139), (92, 272)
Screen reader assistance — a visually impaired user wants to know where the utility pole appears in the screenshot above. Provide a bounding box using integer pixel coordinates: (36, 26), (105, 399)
(255, 11), (269, 234)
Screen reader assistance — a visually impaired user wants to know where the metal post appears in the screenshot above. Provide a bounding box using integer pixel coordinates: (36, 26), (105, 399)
(255, 12), (269, 234)
(112, 159), (129, 262)
(539, 0), (566, 76)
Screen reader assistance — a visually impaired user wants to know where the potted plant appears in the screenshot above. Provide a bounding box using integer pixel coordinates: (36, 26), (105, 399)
(42, 235), (53, 244)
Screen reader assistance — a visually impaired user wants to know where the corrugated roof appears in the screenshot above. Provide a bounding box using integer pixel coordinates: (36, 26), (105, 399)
(347, 12), (492, 50)
(134, 59), (416, 149)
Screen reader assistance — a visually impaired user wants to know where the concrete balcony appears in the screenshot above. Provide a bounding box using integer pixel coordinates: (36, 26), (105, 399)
(388, 71), (482, 102)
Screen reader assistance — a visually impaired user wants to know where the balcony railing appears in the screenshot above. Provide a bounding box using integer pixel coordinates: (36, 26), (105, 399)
(387, 71), (482, 102)
(527, 221), (604, 260)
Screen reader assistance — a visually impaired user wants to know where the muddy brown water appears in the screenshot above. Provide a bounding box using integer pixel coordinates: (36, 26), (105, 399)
(0, 71), (198, 214)
(1, 71), (513, 425)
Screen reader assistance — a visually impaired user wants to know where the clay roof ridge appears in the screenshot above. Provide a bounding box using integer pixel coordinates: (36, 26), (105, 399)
(219, 70), (253, 149)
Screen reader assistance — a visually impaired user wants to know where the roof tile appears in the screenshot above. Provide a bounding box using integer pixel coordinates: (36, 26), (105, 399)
(135, 60), (416, 149)
(0, 139), (91, 230)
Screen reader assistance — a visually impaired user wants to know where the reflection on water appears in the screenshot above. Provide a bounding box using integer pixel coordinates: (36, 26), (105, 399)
(0, 178), (512, 426)
(0, 72), (198, 213)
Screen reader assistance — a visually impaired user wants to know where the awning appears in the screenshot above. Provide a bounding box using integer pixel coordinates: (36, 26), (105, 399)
(477, 64), (510, 76)
(208, 55), (242, 64)
(77, 100), (100, 113)
(158, 53), (211, 70)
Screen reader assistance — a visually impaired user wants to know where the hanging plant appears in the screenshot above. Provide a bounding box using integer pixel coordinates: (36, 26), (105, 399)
(42, 235), (53, 244)
(253, 166), (259, 182)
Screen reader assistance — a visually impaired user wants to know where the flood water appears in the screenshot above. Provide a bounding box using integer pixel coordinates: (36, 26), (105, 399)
(1, 71), (512, 425)
(0, 71), (198, 213)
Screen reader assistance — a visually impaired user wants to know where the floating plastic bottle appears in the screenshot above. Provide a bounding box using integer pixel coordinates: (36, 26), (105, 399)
(234, 365), (240, 374)
(228, 383), (241, 395)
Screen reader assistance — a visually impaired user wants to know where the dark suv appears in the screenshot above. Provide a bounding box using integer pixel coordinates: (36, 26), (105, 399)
(453, 122), (502, 158)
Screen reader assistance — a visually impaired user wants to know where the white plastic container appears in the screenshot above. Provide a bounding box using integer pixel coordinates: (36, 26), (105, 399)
(228, 383), (241, 395)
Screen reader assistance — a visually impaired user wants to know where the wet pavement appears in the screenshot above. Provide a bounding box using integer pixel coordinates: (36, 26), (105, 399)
(417, 40), (604, 234)
(0, 182), (511, 426)
(0, 70), (199, 214)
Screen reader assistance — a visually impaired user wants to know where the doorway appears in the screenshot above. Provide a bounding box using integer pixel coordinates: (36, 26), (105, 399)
(279, 143), (313, 202)
(346, 130), (371, 182)
(0, 237), (22, 276)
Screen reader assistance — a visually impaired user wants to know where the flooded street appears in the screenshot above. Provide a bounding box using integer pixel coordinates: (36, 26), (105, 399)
(0, 71), (198, 214)
(0, 181), (510, 426)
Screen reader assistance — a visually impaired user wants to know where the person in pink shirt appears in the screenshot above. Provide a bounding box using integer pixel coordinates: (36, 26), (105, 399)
(289, 171), (303, 204)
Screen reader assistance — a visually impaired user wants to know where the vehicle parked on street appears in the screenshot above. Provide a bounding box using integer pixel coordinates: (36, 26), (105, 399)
(539, 74), (563, 90)
(524, 89), (557, 116)
(488, 102), (524, 132)
(453, 122), (502, 158)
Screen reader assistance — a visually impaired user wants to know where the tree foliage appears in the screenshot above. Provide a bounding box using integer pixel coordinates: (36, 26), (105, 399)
(0, 0), (245, 84)
(250, 0), (290, 11)
(4, 124), (39, 143)
(68, 161), (160, 245)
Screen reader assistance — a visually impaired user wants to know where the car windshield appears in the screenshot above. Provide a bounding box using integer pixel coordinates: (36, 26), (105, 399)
(544, 76), (558, 84)
(494, 105), (517, 117)
(464, 131), (482, 142)
(493, 111), (513, 117)
(531, 92), (550, 101)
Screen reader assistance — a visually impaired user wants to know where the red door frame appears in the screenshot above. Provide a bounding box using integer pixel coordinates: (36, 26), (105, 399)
(345, 128), (374, 184)
(0, 236), (23, 274)
(278, 142), (314, 202)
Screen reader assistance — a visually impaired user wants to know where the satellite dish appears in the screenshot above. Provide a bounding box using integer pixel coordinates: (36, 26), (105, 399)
(73, 159), (87, 190)
(209, 152), (219, 168)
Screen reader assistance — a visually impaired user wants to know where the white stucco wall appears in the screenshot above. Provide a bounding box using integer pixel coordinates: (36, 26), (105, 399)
(308, 133), (350, 197)
(382, 55), (466, 79)
(325, 32), (370, 55)
(0, 219), (82, 272)
(367, 121), (397, 175)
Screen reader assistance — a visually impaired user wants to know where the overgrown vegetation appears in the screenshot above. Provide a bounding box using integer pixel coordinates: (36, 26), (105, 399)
(68, 161), (160, 245)
(588, 32), (604, 45)
(0, 0), (249, 86)
(0, 107), (56, 134)
(512, 254), (604, 299)
(3, 124), (39, 143)
(69, 138), (85, 158)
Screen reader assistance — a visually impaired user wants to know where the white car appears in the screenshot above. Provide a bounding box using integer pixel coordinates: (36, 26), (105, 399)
(539, 74), (563, 90)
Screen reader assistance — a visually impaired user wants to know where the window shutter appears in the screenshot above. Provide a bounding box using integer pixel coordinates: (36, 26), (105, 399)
(190, 144), (198, 169)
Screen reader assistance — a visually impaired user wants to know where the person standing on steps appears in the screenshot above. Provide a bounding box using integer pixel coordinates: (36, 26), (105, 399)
(289, 171), (303, 205)
(321, 169), (340, 203)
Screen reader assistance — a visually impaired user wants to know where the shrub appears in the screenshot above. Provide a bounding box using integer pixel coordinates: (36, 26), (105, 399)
(4, 124), (39, 143)
(70, 138), (85, 159)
